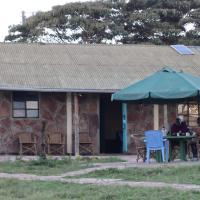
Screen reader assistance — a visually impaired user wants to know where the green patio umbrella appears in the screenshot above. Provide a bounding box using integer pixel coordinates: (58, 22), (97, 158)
(112, 67), (200, 153)
(112, 67), (200, 103)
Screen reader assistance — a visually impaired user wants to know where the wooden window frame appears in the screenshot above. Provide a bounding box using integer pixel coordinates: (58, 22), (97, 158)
(12, 92), (39, 119)
(177, 101), (199, 127)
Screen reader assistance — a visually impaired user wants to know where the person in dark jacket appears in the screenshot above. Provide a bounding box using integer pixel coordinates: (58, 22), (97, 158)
(172, 115), (197, 159)
(171, 115), (189, 135)
(180, 121), (189, 133)
(171, 117), (181, 135)
(170, 117), (181, 157)
(171, 115), (197, 159)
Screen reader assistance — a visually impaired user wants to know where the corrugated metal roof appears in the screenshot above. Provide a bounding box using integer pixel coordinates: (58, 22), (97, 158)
(0, 43), (200, 92)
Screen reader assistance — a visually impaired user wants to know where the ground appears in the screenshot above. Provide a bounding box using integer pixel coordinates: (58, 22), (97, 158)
(0, 179), (199, 200)
(0, 155), (200, 199)
(77, 165), (200, 185)
(0, 156), (123, 175)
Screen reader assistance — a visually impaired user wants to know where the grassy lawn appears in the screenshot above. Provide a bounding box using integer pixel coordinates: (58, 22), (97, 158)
(78, 165), (200, 185)
(0, 179), (199, 200)
(0, 156), (123, 176)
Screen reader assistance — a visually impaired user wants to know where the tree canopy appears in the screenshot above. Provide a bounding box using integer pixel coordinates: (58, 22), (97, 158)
(5, 0), (200, 45)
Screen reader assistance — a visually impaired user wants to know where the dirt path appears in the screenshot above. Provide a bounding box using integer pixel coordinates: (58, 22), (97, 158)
(0, 172), (200, 191)
(60, 160), (200, 177)
(1, 159), (200, 191)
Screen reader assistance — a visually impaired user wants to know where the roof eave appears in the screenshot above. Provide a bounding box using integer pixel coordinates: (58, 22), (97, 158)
(0, 86), (117, 94)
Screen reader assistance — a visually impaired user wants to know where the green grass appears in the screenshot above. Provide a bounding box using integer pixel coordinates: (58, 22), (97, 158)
(0, 179), (199, 200)
(78, 165), (200, 185)
(0, 158), (90, 176)
(77, 156), (125, 163)
(0, 157), (124, 176)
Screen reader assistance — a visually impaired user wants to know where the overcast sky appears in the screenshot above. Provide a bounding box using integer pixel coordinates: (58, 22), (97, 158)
(0, 0), (89, 41)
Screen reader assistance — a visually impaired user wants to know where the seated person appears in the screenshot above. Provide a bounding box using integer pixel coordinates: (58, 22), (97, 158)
(189, 140), (198, 159)
(188, 117), (200, 159)
(171, 115), (197, 159)
(181, 116), (197, 158)
(171, 117), (181, 135)
(171, 115), (189, 135)
(180, 120), (189, 135)
(170, 117), (181, 158)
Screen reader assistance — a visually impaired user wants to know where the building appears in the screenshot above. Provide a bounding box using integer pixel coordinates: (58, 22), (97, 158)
(0, 43), (200, 155)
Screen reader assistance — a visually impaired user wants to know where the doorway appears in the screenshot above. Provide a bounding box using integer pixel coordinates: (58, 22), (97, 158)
(100, 94), (122, 153)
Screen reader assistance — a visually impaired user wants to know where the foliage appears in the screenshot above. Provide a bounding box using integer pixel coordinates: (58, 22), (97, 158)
(4, 0), (200, 45)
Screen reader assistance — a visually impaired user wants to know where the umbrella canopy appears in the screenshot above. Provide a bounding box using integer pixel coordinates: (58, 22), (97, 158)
(112, 67), (200, 103)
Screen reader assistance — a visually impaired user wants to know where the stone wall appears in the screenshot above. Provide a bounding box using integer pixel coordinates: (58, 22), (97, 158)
(1, 90), (199, 155)
(166, 104), (200, 137)
(77, 94), (99, 154)
(0, 91), (100, 155)
(126, 103), (187, 154)
(0, 92), (67, 154)
(127, 103), (153, 153)
(159, 104), (177, 129)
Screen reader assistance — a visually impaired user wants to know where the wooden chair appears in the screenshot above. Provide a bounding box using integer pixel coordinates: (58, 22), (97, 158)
(132, 133), (146, 163)
(18, 133), (37, 155)
(196, 139), (200, 159)
(187, 137), (200, 160)
(171, 146), (179, 160)
(47, 133), (65, 155)
(79, 132), (93, 155)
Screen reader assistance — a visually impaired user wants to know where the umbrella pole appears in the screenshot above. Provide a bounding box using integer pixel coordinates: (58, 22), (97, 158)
(122, 103), (128, 153)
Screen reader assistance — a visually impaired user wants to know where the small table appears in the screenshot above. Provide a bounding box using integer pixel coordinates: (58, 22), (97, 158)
(165, 135), (196, 161)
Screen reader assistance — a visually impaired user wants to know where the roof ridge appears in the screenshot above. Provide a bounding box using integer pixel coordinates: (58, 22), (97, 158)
(1, 42), (200, 48)
(0, 42), (172, 48)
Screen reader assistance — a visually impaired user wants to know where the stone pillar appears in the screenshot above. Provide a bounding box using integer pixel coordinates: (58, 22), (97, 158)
(96, 95), (100, 154)
(74, 93), (79, 156)
(154, 104), (159, 130)
(66, 93), (72, 154)
(164, 104), (168, 128)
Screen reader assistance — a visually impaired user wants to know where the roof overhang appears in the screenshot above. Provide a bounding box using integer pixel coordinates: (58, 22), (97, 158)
(0, 86), (118, 94)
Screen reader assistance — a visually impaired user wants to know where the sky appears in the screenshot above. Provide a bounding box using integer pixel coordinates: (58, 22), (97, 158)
(0, 0), (89, 41)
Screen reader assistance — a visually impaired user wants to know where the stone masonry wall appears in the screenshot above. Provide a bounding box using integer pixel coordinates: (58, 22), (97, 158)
(2, 90), (199, 155)
(167, 104), (200, 137)
(0, 91), (100, 155)
(126, 103), (191, 154)
(159, 104), (177, 130)
(0, 91), (67, 154)
(127, 104), (153, 153)
(76, 93), (99, 154)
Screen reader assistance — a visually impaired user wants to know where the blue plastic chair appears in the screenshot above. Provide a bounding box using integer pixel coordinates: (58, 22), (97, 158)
(145, 130), (165, 163)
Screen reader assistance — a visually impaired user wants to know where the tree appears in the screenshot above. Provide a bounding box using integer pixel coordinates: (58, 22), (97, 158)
(4, 0), (200, 45)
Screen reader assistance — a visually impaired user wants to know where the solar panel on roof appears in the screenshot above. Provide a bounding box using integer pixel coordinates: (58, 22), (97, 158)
(171, 45), (194, 55)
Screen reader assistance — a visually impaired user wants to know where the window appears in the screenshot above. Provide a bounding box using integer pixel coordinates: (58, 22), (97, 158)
(177, 102), (199, 127)
(13, 92), (39, 118)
